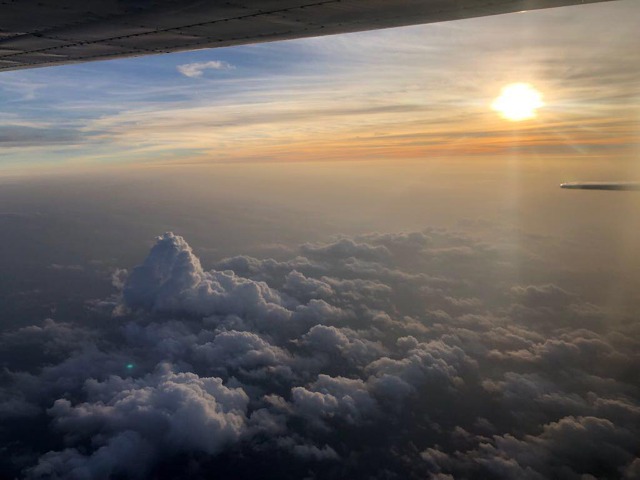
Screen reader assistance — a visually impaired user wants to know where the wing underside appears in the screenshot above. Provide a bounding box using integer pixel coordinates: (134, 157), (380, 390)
(0, 0), (615, 72)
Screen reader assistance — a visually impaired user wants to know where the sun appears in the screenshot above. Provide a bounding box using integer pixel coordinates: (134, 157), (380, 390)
(491, 83), (544, 121)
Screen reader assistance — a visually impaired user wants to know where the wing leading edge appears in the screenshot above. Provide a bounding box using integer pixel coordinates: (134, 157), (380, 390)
(0, 0), (617, 72)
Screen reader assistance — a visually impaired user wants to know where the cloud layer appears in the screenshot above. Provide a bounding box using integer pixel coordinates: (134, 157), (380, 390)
(1, 230), (638, 479)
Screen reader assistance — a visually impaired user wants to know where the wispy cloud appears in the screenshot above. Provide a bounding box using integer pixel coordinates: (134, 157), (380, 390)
(176, 60), (234, 78)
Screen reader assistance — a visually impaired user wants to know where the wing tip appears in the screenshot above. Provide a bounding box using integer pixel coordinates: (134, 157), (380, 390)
(560, 182), (640, 191)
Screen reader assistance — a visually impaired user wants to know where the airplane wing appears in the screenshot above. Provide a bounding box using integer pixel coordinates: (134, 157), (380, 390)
(560, 182), (640, 191)
(0, 0), (616, 72)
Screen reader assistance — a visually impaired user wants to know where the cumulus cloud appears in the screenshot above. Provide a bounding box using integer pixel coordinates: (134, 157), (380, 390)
(123, 232), (288, 321)
(176, 60), (234, 78)
(1, 230), (638, 479)
(25, 364), (248, 479)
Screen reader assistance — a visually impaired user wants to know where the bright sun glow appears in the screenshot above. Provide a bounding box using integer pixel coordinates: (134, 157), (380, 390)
(491, 83), (544, 121)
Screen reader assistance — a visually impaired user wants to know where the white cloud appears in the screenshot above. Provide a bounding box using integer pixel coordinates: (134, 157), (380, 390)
(194, 330), (292, 373)
(291, 374), (377, 425)
(123, 232), (288, 322)
(27, 364), (249, 478)
(176, 60), (234, 78)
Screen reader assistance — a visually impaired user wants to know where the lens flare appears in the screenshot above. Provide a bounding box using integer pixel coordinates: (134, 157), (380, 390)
(492, 83), (544, 121)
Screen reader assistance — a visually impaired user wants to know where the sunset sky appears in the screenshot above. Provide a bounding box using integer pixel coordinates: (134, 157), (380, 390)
(0, 0), (638, 173)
